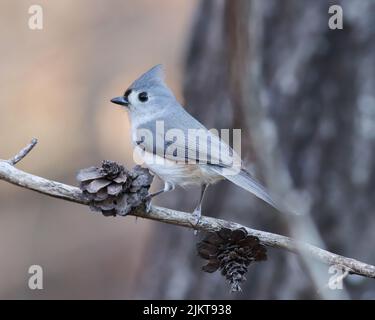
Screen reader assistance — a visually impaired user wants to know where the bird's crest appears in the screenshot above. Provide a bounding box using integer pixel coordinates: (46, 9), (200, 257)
(131, 64), (165, 90)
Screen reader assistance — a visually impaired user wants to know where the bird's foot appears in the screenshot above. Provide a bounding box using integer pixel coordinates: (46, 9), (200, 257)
(191, 208), (202, 235)
(144, 190), (163, 212)
(145, 197), (152, 213)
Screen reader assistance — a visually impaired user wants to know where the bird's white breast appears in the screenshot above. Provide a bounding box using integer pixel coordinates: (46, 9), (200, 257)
(133, 148), (222, 188)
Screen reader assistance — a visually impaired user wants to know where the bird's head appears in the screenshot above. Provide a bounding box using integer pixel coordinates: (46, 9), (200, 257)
(111, 64), (175, 116)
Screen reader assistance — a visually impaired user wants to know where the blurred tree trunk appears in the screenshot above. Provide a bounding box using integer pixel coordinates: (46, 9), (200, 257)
(136, 0), (375, 299)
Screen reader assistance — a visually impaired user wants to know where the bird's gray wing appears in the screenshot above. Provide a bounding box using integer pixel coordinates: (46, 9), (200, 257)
(135, 106), (241, 168)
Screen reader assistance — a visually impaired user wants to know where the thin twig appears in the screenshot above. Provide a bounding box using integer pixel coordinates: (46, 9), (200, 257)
(7, 138), (38, 165)
(1, 140), (375, 279)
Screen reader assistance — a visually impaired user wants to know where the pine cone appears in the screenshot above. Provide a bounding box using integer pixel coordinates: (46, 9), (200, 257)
(197, 227), (267, 292)
(77, 161), (153, 217)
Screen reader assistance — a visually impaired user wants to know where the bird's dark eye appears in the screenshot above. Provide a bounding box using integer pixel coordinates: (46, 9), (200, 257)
(138, 92), (148, 102)
(124, 89), (132, 98)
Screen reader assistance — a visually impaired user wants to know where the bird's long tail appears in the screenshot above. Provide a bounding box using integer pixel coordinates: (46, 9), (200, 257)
(210, 166), (290, 214)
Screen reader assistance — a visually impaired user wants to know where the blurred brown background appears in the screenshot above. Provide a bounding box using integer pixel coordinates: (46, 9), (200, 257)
(0, 0), (197, 299)
(1, 0), (375, 299)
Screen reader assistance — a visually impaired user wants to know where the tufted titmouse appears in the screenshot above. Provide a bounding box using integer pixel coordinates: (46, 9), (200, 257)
(111, 65), (281, 220)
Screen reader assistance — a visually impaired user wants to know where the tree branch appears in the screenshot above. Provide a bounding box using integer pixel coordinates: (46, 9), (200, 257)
(7, 138), (38, 165)
(1, 139), (375, 280)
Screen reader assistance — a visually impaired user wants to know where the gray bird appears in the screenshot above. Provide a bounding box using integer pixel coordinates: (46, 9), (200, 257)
(111, 65), (281, 220)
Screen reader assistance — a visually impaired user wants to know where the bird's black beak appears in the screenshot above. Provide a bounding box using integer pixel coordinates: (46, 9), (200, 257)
(110, 96), (129, 107)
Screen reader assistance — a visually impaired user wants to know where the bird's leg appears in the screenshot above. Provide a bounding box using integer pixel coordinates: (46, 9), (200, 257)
(148, 181), (174, 198)
(145, 182), (174, 212)
(148, 189), (165, 198)
(192, 183), (208, 226)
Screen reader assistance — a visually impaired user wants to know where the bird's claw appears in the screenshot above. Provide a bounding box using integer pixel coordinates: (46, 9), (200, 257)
(145, 198), (152, 213)
(191, 209), (201, 235)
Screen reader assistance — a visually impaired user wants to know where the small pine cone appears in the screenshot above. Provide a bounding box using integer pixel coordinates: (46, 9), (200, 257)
(197, 227), (267, 292)
(77, 161), (153, 217)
